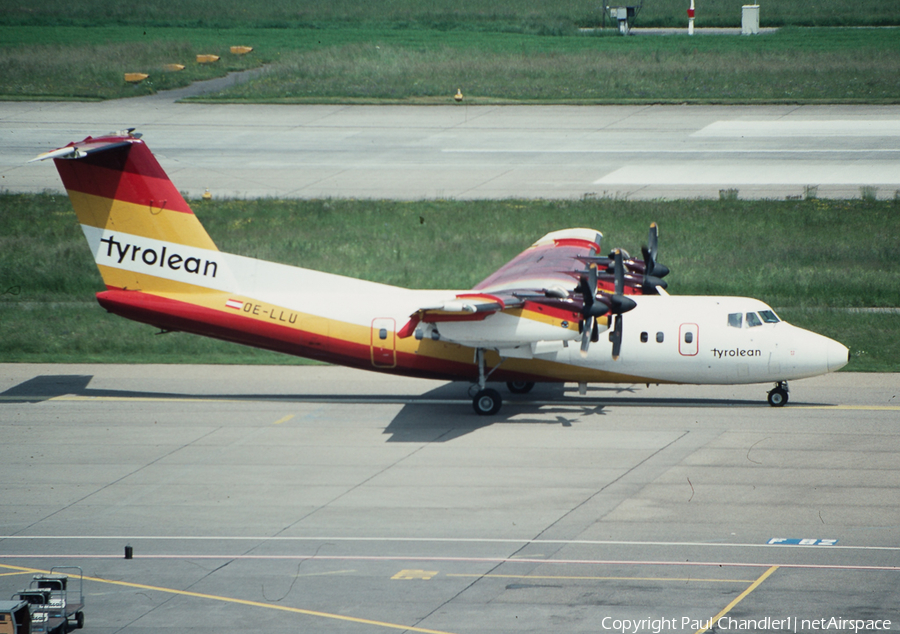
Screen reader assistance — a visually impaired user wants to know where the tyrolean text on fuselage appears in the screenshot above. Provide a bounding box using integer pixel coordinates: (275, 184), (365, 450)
(710, 347), (761, 359)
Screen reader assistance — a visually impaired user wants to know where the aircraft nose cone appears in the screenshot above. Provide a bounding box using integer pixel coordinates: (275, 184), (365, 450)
(826, 337), (850, 372)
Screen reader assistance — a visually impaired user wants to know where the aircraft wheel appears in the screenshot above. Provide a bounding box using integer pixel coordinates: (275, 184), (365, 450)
(473, 388), (502, 416)
(767, 386), (788, 407)
(506, 381), (535, 394)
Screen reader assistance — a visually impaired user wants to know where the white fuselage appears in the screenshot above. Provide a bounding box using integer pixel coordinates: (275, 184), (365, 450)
(578, 295), (848, 384)
(83, 225), (849, 386)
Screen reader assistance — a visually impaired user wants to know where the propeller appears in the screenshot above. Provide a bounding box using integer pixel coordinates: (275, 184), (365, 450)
(607, 249), (636, 360)
(575, 224), (670, 358)
(576, 263), (608, 357)
(575, 250), (636, 359)
(640, 222), (669, 294)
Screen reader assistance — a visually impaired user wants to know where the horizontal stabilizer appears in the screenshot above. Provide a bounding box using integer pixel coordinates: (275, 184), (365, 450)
(29, 138), (133, 163)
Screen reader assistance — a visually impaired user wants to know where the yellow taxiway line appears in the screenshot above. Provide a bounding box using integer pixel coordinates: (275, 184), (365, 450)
(39, 395), (900, 411)
(0, 563), (457, 634)
(694, 565), (779, 634)
(447, 573), (755, 583)
(795, 405), (900, 411)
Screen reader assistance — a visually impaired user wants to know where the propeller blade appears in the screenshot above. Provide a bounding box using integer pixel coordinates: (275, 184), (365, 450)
(609, 314), (624, 360)
(613, 249), (625, 295)
(648, 223), (669, 278)
(648, 222), (659, 262)
(640, 223), (669, 292)
(580, 315), (594, 357)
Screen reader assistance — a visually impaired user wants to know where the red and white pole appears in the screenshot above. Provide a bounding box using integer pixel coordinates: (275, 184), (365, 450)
(688, 0), (695, 35)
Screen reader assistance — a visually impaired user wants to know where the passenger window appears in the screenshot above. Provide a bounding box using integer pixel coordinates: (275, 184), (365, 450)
(746, 312), (762, 328)
(684, 332), (693, 344)
(728, 313), (742, 328)
(379, 328), (388, 340)
(640, 332), (649, 343)
(760, 310), (780, 324)
(656, 332), (664, 343)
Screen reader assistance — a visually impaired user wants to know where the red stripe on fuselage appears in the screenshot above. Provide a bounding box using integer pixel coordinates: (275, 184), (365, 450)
(95, 289), (493, 382)
(520, 300), (581, 322)
(54, 141), (193, 214)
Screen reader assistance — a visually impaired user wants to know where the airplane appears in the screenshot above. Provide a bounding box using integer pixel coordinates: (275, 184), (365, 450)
(31, 130), (850, 415)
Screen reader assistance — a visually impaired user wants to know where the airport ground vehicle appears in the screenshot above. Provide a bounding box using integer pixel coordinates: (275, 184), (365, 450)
(0, 601), (32, 634)
(10, 568), (84, 634)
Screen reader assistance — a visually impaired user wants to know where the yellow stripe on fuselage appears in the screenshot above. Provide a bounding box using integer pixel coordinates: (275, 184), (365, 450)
(505, 306), (609, 330)
(97, 269), (654, 384)
(69, 190), (217, 250)
(96, 263), (221, 295)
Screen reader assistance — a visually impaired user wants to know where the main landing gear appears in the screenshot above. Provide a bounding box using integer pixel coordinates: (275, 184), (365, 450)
(470, 350), (536, 415)
(471, 349), (502, 415)
(767, 381), (789, 407)
(473, 387), (502, 416)
(506, 380), (535, 394)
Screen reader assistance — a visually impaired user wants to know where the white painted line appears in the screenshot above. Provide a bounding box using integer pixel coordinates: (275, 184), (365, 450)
(594, 162), (900, 185)
(4, 536), (900, 551)
(694, 120), (900, 137)
(1, 554), (897, 572)
(443, 148), (900, 154)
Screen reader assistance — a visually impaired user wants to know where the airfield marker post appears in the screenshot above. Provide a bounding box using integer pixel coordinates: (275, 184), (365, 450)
(742, 4), (760, 34)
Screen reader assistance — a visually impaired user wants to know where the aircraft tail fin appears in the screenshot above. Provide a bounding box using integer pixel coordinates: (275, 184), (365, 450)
(38, 131), (225, 293)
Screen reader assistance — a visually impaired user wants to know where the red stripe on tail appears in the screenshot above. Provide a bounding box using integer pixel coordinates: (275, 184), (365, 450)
(54, 138), (193, 214)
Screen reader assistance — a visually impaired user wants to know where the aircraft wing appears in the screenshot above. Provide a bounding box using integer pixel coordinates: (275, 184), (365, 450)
(472, 228), (602, 295)
(397, 229), (601, 350)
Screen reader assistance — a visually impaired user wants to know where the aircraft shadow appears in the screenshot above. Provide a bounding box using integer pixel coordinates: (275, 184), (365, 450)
(1, 374), (805, 443)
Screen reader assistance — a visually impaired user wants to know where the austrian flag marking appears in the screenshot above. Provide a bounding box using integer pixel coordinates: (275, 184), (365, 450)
(226, 299), (243, 310)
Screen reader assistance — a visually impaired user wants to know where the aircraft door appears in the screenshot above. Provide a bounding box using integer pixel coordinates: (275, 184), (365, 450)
(679, 323), (699, 356)
(370, 318), (397, 368)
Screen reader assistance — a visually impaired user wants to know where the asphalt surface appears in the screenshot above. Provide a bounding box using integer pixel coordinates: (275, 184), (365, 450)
(2, 100), (899, 200)
(2, 94), (899, 631)
(1, 364), (899, 633)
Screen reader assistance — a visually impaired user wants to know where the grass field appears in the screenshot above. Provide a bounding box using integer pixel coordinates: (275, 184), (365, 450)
(2, 193), (898, 370)
(206, 29), (900, 104)
(2, 25), (899, 103)
(2, 0), (898, 28)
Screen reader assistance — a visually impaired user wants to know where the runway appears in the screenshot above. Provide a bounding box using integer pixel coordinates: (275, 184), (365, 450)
(1, 364), (899, 633)
(2, 100), (900, 200)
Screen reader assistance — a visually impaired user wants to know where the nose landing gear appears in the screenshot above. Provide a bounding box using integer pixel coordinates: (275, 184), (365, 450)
(767, 381), (789, 407)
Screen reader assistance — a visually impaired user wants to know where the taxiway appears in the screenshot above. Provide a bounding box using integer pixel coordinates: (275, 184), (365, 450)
(1, 365), (898, 633)
(2, 102), (900, 200)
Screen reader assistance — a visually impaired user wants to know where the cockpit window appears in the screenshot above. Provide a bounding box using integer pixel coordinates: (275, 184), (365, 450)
(759, 310), (780, 324)
(728, 313), (742, 328)
(746, 312), (762, 328)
